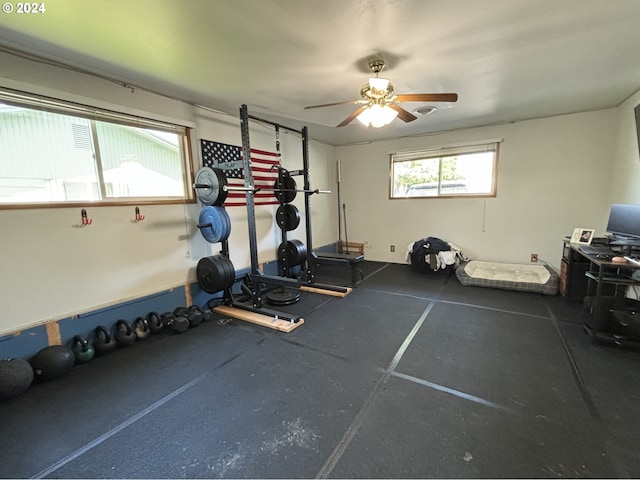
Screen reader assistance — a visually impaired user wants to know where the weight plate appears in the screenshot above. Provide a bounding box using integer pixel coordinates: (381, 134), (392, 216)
(216, 206), (232, 241)
(199, 206), (224, 243)
(278, 239), (307, 267)
(266, 288), (301, 306)
(276, 204), (300, 231)
(194, 167), (219, 205)
(197, 255), (236, 293)
(194, 167), (228, 206)
(273, 173), (297, 204)
(215, 255), (236, 290)
(295, 240), (308, 265)
(212, 168), (229, 206)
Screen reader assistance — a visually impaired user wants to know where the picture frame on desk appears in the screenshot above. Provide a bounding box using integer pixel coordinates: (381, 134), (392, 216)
(570, 227), (595, 245)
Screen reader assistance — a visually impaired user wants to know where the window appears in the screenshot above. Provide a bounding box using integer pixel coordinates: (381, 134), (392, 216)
(0, 88), (194, 208)
(390, 140), (500, 199)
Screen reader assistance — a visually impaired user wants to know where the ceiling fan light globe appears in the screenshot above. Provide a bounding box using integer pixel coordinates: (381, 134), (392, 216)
(369, 77), (390, 95)
(356, 107), (373, 126)
(357, 104), (398, 128)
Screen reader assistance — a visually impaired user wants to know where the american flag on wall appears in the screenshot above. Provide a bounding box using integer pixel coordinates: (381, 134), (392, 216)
(200, 139), (281, 207)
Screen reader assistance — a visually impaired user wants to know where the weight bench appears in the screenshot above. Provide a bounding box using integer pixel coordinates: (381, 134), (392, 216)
(311, 252), (365, 285)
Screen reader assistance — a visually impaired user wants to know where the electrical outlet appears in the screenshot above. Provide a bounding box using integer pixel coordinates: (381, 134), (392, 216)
(390, 245), (395, 252)
(531, 253), (538, 262)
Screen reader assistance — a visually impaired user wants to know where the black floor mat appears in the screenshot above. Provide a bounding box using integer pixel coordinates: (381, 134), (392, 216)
(2, 262), (640, 478)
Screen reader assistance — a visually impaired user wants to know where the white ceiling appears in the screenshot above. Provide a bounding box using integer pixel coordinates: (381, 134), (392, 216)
(1, 0), (640, 146)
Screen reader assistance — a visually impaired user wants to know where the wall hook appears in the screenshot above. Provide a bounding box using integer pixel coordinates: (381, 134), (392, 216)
(81, 209), (92, 225)
(73, 208), (92, 228)
(131, 206), (145, 223)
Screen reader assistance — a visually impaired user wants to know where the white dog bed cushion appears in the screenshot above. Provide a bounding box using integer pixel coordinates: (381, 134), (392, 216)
(455, 260), (559, 295)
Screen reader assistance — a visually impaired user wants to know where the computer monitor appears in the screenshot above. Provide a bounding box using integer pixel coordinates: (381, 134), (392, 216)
(606, 204), (640, 244)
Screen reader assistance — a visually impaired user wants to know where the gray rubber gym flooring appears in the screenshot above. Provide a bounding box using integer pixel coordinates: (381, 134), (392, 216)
(2, 261), (640, 478)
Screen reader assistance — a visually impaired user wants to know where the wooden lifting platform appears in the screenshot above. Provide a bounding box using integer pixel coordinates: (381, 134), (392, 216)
(213, 304), (304, 333)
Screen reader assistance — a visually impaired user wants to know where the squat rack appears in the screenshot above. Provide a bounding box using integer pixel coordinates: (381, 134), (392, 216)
(208, 105), (350, 328)
(240, 104), (348, 289)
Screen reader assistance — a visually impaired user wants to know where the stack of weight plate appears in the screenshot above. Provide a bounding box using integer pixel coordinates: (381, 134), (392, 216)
(198, 206), (231, 244)
(196, 255), (236, 294)
(194, 166), (235, 294)
(270, 170), (304, 305)
(194, 166), (232, 244)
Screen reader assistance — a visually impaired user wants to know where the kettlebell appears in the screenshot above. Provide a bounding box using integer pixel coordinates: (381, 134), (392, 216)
(114, 319), (136, 348)
(161, 311), (175, 326)
(187, 305), (203, 328)
(92, 325), (117, 356)
(133, 317), (151, 340)
(146, 311), (164, 334)
(71, 335), (95, 364)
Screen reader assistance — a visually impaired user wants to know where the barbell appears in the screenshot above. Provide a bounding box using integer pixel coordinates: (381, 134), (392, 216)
(193, 167), (330, 206)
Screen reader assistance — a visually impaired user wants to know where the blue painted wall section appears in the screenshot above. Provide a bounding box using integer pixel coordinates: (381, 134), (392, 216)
(2, 286), (188, 360)
(1, 244), (337, 360)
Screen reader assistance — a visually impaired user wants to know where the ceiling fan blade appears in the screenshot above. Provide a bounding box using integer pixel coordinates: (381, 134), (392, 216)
(388, 103), (418, 123)
(394, 93), (458, 103)
(304, 100), (364, 109)
(337, 105), (369, 127)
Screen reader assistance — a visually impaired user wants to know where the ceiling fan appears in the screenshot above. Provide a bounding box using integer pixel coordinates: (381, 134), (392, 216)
(304, 59), (458, 127)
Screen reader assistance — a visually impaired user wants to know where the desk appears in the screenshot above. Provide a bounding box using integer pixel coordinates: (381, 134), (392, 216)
(561, 240), (640, 300)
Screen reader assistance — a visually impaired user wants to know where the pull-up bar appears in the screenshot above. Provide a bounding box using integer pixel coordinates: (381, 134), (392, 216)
(246, 113), (303, 135)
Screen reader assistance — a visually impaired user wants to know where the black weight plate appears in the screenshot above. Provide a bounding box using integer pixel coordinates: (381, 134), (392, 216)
(273, 174), (297, 204)
(215, 255), (236, 290)
(210, 255), (228, 292)
(199, 206), (224, 243)
(214, 255), (235, 291)
(276, 204), (300, 231)
(278, 239), (307, 267)
(212, 168), (229, 206)
(294, 239), (307, 265)
(266, 288), (301, 306)
(197, 255), (236, 293)
(197, 256), (221, 293)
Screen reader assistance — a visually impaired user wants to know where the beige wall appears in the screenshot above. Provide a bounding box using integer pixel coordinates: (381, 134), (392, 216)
(0, 52), (337, 335)
(336, 109), (618, 267)
(1, 48), (638, 337)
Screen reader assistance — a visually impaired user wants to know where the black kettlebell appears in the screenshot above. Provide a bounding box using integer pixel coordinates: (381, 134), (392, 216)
(187, 305), (203, 328)
(71, 335), (95, 364)
(161, 311), (175, 326)
(133, 317), (151, 340)
(92, 325), (117, 356)
(146, 311), (164, 334)
(114, 319), (136, 348)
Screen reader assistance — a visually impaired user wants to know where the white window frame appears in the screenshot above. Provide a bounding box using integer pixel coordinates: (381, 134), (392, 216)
(389, 140), (501, 199)
(0, 88), (195, 209)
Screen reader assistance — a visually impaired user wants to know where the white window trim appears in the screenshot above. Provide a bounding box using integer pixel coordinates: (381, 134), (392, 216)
(390, 139), (502, 199)
(0, 87), (195, 208)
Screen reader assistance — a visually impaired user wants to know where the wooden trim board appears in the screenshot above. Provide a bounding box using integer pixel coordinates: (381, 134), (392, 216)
(300, 285), (352, 297)
(213, 305), (304, 333)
